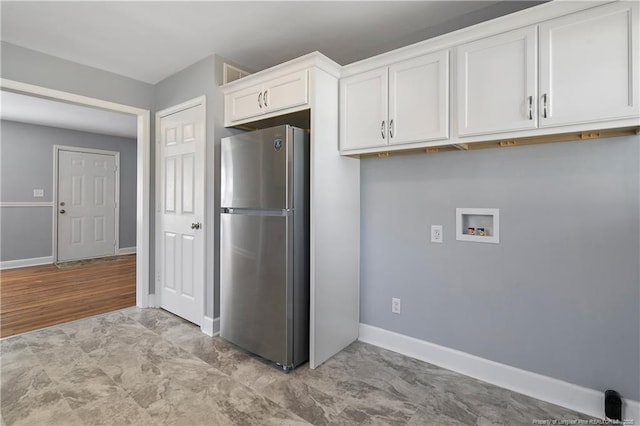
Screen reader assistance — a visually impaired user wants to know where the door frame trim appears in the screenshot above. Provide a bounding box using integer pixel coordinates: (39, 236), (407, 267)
(53, 145), (121, 262)
(0, 78), (152, 308)
(155, 95), (207, 328)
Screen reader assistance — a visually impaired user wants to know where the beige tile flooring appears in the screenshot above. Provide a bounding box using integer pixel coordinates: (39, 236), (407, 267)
(0, 307), (591, 425)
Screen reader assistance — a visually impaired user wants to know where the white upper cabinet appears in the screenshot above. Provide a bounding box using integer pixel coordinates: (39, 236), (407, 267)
(340, 50), (450, 153)
(339, 67), (388, 151)
(539, 1), (639, 127)
(226, 84), (264, 123)
(388, 51), (449, 145)
(225, 70), (308, 124)
(457, 26), (538, 137)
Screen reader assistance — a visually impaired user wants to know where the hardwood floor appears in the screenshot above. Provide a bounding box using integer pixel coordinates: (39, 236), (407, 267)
(0, 255), (136, 338)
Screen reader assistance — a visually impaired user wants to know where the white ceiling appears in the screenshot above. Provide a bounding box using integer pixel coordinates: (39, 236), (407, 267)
(0, 1), (542, 136)
(0, 91), (138, 138)
(0, 1), (542, 84)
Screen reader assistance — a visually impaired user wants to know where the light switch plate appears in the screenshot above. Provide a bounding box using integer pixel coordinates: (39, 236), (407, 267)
(33, 189), (44, 198)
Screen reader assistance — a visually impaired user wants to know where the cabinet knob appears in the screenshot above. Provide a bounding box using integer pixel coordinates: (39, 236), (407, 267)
(263, 90), (269, 107)
(542, 93), (548, 118)
(258, 92), (263, 108)
(381, 120), (386, 139)
(527, 96), (533, 120)
(389, 119), (394, 138)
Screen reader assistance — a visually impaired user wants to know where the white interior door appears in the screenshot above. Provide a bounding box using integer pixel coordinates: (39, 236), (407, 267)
(57, 149), (118, 262)
(158, 102), (205, 325)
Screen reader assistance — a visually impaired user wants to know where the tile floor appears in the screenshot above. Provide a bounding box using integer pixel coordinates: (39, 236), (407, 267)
(1, 308), (591, 425)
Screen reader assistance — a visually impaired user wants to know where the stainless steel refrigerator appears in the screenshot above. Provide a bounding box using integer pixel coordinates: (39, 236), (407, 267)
(220, 125), (309, 371)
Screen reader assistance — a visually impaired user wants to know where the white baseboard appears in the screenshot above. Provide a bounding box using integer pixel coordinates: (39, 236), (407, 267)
(117, 247), (136, 255)
(359, 323), (640, 421)
(0, 256), (53, 270)
(201, 316), (220, 337)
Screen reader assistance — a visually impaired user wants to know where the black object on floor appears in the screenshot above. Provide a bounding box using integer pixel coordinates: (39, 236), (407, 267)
(604, 389), (622, 421)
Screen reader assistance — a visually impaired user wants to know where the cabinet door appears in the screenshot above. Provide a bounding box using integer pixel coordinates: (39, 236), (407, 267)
(263, 70), (309, 115)
(225, 83), (264, 123)
(539, 2), (639, 127)
(339, 67), (388, 151)
(389, 50), (449, 145)
(457, 26), (537, 136)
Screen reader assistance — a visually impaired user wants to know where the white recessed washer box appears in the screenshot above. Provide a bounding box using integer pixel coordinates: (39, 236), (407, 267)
(456, 208), (499, 244)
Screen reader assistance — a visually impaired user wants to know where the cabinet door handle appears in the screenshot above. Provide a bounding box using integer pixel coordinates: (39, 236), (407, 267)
(527, 96), (533, 120)
(389, 119), (394, 138)
(263, 89), (268, 107)
(381, 120), (386, 139)
(542, 93), (548, 118)
(258, 92), (263, 108)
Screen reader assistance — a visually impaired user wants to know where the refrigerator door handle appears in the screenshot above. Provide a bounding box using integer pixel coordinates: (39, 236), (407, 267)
(220, 207), (293, 216)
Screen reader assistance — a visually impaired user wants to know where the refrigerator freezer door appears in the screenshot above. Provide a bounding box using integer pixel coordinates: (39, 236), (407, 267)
(221, 125), (292, 210)
(220, 211), (293, 366)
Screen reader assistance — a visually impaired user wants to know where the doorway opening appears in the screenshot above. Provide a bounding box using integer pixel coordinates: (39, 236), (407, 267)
(0, 79), (151, 309)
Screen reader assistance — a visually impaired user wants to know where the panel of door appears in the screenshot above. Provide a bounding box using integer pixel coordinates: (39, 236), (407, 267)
(539, 1), (639, 127)
(457, 26), (538, 137)
(262, 70), (309, 115)
(158, 103), (205, 325)
(226, 83), (264, 123)
(388, 50), (450, 145)
(57, 150), (117, 262)
(339, 67), (389, 151)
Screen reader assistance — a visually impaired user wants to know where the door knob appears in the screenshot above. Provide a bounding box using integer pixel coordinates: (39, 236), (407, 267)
(59, 209), (66, 214)
(191, 222), (201, 230)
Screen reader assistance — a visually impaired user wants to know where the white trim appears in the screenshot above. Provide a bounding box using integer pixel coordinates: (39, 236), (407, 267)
(0, 78), (152, 309)
(53, 145), (120, 262)
(0, 202), (54, 207)
(146, 294), (158, 308)
(0, 256), (53, 270)
(155, 96), (208, 328)
(358, 323), (640, 421)
(201, 316), (220, 337)
(455, 207), (500, 244)
(117, 246), (136, 255)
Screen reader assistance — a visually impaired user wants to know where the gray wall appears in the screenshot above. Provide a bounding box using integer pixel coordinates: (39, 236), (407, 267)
(1, 41), (154, 282)
(0, 120), (137, 261)
(1, 42), (153, 109)
(360, 135), (640, 400)
(154, 54), (243, 319)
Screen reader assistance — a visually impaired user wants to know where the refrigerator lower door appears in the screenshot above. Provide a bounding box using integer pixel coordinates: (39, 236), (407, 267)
(220, 211), (293, 367)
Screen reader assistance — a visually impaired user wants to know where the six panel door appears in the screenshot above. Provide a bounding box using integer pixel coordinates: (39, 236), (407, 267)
(57, 150), (117, 262)
(158, 103), (205, 325)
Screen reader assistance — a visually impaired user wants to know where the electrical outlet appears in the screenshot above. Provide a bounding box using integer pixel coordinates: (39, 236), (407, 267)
(392, 298), (401, 314)
(431, 225), (443, 243)
(33, 189), (44, 198)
